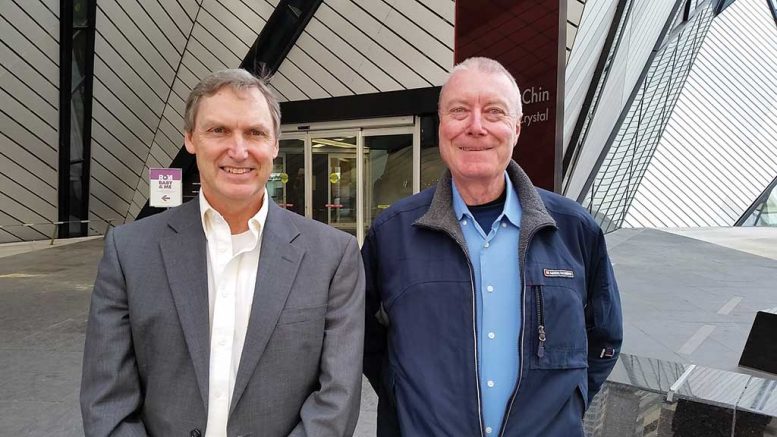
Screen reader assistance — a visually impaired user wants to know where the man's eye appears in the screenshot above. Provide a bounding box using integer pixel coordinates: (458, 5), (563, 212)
(250, 129), (267, 137)
(209, 127), (225, 134)
(487, 108), (506, 115)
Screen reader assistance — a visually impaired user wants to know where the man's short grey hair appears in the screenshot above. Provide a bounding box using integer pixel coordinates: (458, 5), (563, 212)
(184, 68), (281, 139)
(440, 57), (523, 117)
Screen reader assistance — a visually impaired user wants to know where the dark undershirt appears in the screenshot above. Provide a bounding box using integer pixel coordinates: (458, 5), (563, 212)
(468, 188), (507, 233)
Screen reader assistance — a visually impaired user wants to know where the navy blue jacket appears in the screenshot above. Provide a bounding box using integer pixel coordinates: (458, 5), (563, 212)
(363, 162), (623, 437)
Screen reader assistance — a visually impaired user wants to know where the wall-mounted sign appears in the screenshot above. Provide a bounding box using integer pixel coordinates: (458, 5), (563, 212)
(455, 0), (565, 192)
(149, 168), (182, 208)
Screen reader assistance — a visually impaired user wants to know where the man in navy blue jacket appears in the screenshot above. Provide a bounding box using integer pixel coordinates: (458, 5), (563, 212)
(362, 57), (623, 437)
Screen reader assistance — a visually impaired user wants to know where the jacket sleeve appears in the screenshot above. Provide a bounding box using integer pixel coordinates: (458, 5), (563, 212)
(361, 228), (387, 392)
(288, 236), (365, 437)
(80, 228), (149, 437)
(585, 227), (623, 404)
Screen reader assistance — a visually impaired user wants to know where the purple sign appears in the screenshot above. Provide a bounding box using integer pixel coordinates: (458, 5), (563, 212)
(149, 168), (182, 180)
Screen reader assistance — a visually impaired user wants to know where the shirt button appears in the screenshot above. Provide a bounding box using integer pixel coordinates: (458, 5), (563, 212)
(487, 285), (494, 292)
(217, 246), (227, 253)
(502, 222), (507, 228)
(487, 380), (495, 388)
(488, 332), (495, 339)
(218, 337), (227, 346)
(462, 219), (468, 225)
(216, 391), (225, 399)
(486, 427), (493, 434)
(484, 242), (490, 248)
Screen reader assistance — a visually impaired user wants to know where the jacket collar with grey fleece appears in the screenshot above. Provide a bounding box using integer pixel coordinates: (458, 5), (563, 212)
(414, 160), (557, 262)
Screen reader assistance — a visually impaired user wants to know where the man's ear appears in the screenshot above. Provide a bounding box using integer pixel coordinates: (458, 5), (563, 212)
(513, 119), (521, 148)
(272, 140), (279, 159)
(184, 131), (195, 154)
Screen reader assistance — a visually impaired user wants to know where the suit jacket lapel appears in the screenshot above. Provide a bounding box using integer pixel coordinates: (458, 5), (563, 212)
(230, 201), (303, 415)
(160, 198), (211, 410)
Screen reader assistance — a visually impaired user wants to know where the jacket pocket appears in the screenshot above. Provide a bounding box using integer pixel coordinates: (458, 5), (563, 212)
(277, 304), (327, 325)
(577, 379), (589, 412)
(528, 278), (588, 369)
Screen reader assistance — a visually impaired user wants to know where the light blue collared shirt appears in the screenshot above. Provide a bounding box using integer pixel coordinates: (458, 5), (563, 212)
(452, 172), (522, 435)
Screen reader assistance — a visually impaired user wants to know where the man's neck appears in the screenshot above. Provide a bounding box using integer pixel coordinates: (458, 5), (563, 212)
(453, 175), (506, 206)
(205, 194), (264, 235)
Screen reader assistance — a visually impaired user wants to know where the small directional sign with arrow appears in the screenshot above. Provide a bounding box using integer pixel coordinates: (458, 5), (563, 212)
(149, 168), (182, 208)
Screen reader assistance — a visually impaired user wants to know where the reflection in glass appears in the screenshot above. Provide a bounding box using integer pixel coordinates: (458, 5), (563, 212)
(73, 0), (88, 27)
(72, 29), (88, 90)
(420, 115), (445, 190)
(311, 136), (357, 236)
(271, 139), (305, 216)
(363, 134), (413, 230)
(740, 179), (777, 226)
(68, 161), (83, 235)
(70, 84), (85, 154)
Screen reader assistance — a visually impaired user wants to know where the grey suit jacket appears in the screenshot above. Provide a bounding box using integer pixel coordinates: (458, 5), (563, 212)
(81, 197), (365, 437)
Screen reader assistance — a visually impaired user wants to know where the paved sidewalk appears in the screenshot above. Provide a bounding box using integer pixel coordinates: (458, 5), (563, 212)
(2, 226), (776, 435)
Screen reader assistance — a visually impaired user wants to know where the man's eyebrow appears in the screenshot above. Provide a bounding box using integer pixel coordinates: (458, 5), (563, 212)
(197, 117), (224, 127)
(443, 98), (470, 108)
(483, 97), (511, 107)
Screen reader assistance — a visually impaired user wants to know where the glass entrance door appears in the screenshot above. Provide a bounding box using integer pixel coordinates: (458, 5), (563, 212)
(311, 135), (358, 237)
(279, 119), (418, 244)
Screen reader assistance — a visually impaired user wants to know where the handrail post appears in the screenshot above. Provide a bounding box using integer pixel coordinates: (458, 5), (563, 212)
(49, 222), (59, 246)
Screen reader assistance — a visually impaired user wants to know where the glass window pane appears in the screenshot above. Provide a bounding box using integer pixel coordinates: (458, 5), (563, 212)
(70, 85), (86, 159)
(72, 29), (87, 90)
(270, 139), (305, 216)
(363, 134), (413, 230)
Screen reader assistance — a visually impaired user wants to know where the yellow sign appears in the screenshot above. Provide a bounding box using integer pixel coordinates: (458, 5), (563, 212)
(280, 172), (288, 184)
(329, 172), (340, 184)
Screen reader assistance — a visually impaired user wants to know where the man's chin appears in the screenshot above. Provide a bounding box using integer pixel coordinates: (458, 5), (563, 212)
(452, 166), (506, 183)
(209, 188), (265, 207)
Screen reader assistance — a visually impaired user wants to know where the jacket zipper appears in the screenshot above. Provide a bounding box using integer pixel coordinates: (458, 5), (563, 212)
(499, 224), (552, 437)
(535, 286), (546, 358)
(466, 257), (486, 437)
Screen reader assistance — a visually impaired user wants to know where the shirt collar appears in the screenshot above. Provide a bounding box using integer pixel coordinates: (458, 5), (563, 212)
(198, 189), (270, 241)
(451, 171), (522, 227)
(451, 179), (470, 221)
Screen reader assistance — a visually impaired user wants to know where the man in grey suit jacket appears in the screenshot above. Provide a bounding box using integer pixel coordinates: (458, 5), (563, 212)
(81, 69), (365, 437)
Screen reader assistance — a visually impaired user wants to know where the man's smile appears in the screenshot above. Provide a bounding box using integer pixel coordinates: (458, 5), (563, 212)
(221, 166), (254, 175)
(458, 144), (494, 152)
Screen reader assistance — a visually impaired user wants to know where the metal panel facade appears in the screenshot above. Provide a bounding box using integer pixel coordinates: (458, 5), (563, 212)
(0, 0), (60, 243)
(625, 0), (777, 227)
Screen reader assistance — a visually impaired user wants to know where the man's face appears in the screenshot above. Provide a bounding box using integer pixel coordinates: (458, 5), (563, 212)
(438, 69), (521, 186)
(184, 86), (278, 214)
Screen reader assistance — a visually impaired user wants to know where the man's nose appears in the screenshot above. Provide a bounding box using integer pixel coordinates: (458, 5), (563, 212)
(467, 110), (487, 135)
(228, 134), (249, 159)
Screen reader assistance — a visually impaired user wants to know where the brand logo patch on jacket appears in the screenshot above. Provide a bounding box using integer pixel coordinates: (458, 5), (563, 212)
(543, 268), (574, 278)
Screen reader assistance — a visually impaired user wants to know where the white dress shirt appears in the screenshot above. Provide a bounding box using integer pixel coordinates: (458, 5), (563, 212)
(199, 190), (268, 437)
